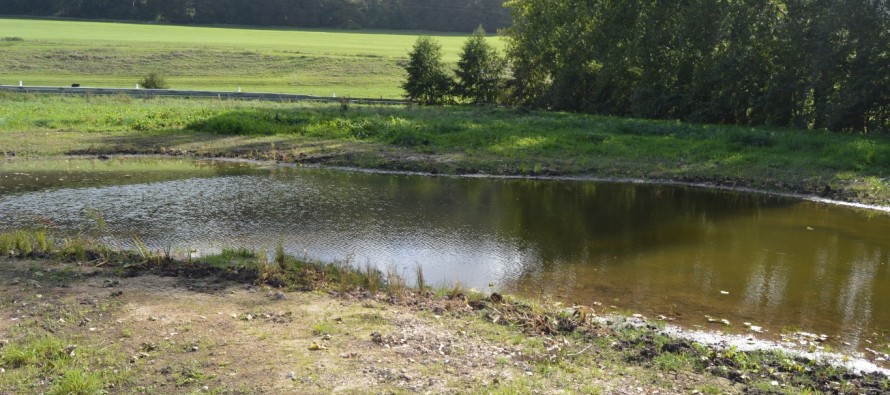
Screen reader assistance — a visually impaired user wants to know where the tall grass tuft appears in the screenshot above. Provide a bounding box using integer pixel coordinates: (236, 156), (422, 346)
(48, 369), (104, 395)
(33, 228), (50, 252)
(364, 263), (381, 294)
(275, 238), (287, 270)
(386, 264), (407, 298)
(60, 238), (89, 262)
(414, 264), (426, 293)
(0, 232), (13, 256)
(12, 230), (33, 256)
(84, 208), (107, 233)
(0, 229), (52, 257)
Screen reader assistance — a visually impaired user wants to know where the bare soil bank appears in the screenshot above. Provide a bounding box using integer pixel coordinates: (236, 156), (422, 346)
(2, 257), (888, 394)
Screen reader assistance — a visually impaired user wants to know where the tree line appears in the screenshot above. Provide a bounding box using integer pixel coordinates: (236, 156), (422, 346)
(0, 0), (510, 32)
(502, 0), (889, 133)
(407, 1), (888, 133)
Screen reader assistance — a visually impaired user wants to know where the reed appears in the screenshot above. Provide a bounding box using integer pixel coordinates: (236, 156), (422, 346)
(414, 264), (426, 293)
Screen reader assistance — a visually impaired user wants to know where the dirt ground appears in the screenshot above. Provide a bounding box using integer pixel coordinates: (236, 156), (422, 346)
(0, 258), (748, 394)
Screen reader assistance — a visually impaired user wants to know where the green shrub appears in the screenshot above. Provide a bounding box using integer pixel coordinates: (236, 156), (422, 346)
(139, 71), (169, 89)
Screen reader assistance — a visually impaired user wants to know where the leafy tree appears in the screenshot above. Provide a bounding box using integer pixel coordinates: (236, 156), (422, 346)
(402, 36), (453, 104)
(454, 26), (506, 104)
(503, 0), (889, 133)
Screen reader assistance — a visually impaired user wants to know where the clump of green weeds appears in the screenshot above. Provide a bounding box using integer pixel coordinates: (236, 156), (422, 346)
(0, 229), (52, 257)
(48, 369), (104, 395)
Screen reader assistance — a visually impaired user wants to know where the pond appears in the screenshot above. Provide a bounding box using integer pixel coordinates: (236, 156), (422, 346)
(1, 157), (889, 358)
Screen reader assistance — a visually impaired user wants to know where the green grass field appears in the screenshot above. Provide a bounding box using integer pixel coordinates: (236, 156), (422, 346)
(0, 18), (503, 97)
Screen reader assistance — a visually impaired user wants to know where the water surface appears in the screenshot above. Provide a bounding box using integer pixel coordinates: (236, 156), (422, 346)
(1, 157), (888, 356)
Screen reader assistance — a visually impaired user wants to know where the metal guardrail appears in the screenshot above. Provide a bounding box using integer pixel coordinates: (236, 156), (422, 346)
(0, 85), (410, 105)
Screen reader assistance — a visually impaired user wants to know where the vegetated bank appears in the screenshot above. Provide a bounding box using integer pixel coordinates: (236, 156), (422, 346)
(0, 229), (887, 394)
(1, 94), (889, 207)
(0, 18), (502, 97)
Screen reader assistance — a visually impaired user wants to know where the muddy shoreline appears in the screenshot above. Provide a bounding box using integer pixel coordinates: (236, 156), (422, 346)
(1, 253), (888, 394)
(7, 152), (890, 213)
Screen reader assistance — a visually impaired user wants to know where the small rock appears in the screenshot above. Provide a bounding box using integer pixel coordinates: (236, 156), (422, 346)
(191, 345), (199, 352)
(286, 371), (296, 380)
(720, 290), (729, 295)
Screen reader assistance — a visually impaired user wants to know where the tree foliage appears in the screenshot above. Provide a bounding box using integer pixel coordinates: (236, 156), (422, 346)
(1, 0), (511, 32)
(454, 26), (506, 104)
(504, 0), (890, 133)
(402, 36), (453, 104)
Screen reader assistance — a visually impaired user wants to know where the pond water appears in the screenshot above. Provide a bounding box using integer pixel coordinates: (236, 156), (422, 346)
(2, 157), (889, 357)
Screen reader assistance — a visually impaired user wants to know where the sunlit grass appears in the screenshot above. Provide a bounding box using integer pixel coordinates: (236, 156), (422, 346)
(0, 18), (504, 98)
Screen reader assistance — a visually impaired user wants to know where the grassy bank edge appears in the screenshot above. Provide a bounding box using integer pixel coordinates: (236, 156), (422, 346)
(2, 95), (888, 208)
(1, 229), (888, 394)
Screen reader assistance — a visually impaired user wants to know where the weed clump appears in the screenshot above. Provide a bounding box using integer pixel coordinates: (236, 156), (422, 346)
(48, 369), (104, 395)
(139, 71), (168, 89)
(0, 229), (51, 257)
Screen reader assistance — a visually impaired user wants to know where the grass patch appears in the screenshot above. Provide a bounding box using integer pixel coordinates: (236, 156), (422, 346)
(0, 332), (128, 394)
(48, 369), (104, 395)
(0, 18), (502, 98)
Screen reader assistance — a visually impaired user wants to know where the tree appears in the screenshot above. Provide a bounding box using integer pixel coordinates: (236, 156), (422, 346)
(503, 0), (889, 133)
(402, 36), (453, 104)
(454, 26), (506, 104)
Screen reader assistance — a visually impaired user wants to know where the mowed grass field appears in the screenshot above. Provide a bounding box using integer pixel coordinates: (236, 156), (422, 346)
(0, 18), (503, 97)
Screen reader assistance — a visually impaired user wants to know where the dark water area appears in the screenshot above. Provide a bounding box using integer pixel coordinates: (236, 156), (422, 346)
(1, 157), (889, 357)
